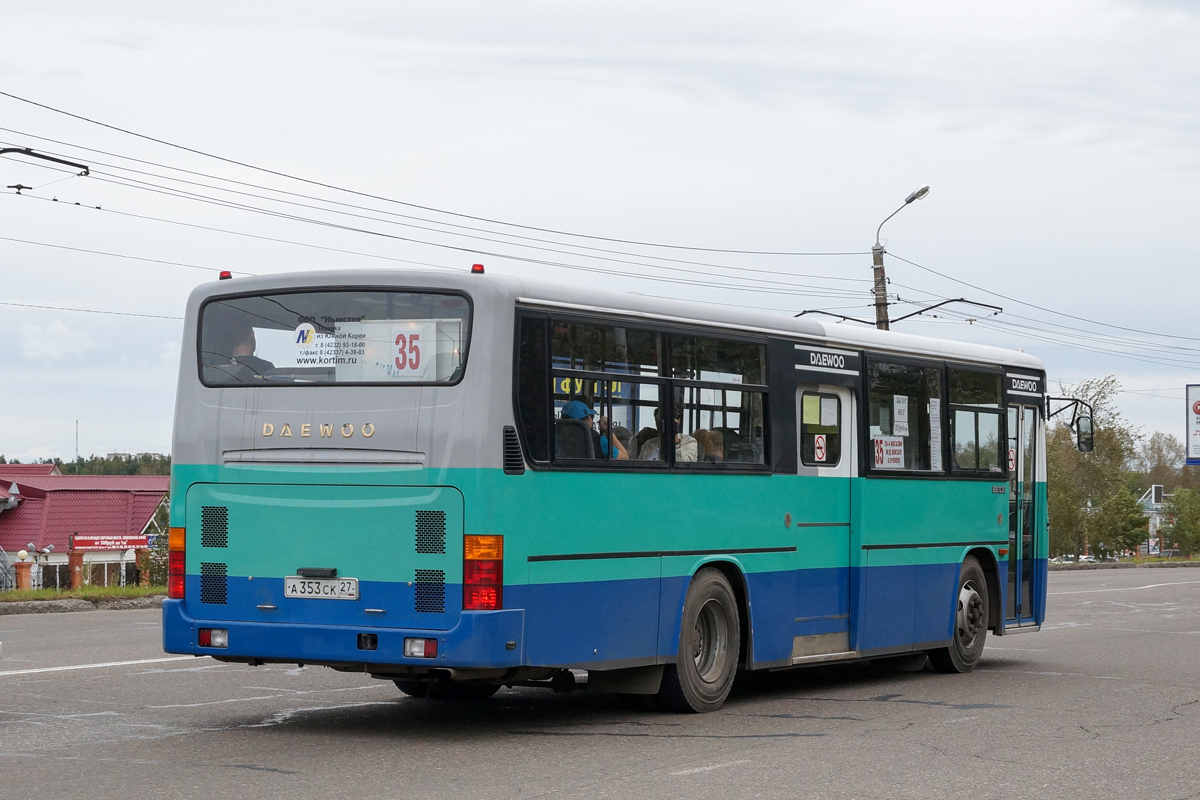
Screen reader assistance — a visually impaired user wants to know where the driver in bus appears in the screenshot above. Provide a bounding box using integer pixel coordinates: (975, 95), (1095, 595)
(202, 310), (275, 382)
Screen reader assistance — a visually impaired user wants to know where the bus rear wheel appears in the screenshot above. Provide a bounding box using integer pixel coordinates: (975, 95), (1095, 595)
(659, 568), (741, 713)
(929, 556), (989, 674)
(394, 677), (500, 701)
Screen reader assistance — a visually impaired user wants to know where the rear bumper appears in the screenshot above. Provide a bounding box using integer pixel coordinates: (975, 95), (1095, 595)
(162, 599), (525, 669)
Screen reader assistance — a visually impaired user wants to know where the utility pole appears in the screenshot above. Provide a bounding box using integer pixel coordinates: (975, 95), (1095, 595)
(872, 186), (930, 331)
(872, 245), (889, 330)
(75, 420), (79, 464)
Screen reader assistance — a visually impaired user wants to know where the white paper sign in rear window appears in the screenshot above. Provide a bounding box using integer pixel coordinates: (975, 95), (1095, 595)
(893, 395), (910, 437)
(874, 436), (905, 469)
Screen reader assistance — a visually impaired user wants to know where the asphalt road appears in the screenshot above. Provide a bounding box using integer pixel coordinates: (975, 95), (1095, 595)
(1, 569), (1198, 800)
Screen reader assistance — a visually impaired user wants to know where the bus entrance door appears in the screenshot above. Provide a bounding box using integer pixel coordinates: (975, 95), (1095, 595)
(1005, 404), (1040, 627)
(792, 384), (854, 662)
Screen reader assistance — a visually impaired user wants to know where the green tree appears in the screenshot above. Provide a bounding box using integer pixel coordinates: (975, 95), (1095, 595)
(1047, 376), (1140, 558)
(1086, 486), (1148, 559)
(46, 453), (171, 476)
(1131, 432), (1185, 495)
(1165, 488), (1200, 556)
(137, 498), (171, 587)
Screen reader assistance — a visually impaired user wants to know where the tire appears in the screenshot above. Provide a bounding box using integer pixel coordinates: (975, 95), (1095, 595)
(929, 556), (989, 674)
(394, 679), (430, 698)
(659, 568), (741, 713)
(393, 677), (500, 701)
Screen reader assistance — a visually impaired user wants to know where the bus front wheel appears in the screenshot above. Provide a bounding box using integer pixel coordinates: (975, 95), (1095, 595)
(929, 556), (989, 674)
(659, 568), (741, 713)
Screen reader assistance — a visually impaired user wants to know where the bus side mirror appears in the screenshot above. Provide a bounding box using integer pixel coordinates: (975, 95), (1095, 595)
(1076, 416), (1094, 452)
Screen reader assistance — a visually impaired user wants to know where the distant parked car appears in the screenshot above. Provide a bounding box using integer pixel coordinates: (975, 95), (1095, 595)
(1079, 555), (1096, 563)
(1160, 548), (1181, 558)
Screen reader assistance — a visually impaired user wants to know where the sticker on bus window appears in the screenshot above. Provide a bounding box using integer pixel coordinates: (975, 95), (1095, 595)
(803, 394), (820, 425)
(893, 395), (909, 437)
(820, 396), (838, 427)
(929, 398), (943, 471)
(874, 436), (905, 469)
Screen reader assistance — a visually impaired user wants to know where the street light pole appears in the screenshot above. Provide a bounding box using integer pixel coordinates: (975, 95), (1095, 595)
(871, 185), (930, 331)
(872, 244), (889, 330)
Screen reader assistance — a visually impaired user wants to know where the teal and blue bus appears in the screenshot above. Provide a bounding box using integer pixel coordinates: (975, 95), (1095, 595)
(164, 267), (1063, 712)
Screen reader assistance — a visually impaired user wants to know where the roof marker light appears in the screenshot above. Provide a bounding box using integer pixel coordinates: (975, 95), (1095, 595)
(471, 263), (484, 274)
(219, 270), (232, 280)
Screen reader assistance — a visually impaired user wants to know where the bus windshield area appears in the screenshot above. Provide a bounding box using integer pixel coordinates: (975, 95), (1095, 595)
(198, 290), (470, 386)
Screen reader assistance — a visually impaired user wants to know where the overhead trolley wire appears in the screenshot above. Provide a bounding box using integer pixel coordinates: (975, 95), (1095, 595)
(80, 169), (871, 296)
(0, 234), (252, 275)
(2, 129), (876, 299)
(889, 279), (1200, 357)
(4, 191), (869, 301)
(0, 91), (870, 257)
(2, 191), (462, 274)
(0, 126), (872, 281)
(938, 314), (1200, 371)
(887, 251), (1200, 344)
(0, 300), (181, 320)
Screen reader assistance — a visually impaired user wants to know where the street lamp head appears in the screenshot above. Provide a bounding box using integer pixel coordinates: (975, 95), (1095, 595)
(905, 185), (930, 204)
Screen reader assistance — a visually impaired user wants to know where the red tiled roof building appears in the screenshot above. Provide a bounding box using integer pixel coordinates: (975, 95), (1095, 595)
(0, 469), (168, 564)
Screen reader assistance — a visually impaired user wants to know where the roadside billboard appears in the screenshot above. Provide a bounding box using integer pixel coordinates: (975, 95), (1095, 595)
(68, 533), (149, 551)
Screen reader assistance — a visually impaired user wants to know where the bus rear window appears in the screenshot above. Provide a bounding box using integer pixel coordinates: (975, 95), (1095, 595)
(198, 290), (470, 386)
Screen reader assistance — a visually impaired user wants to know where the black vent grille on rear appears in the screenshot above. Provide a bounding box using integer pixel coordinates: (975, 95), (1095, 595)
(503, 425), (525, 475)
(200, 506), (228, 548)
(415, 510), (446, 554)
(200, 562), (228, 604)
(414, 569), (445, 614)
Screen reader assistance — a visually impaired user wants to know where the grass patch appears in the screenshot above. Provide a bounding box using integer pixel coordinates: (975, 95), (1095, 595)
(0, 585), (166, 603)
(1127, 556), (1195, 564)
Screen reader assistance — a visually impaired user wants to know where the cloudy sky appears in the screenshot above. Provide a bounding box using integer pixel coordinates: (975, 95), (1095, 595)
(2, 1), (1197, 460)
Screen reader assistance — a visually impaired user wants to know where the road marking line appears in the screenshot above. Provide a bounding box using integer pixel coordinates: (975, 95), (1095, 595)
(0, 656), (198, 677)
(986, 647), (1045, 651)
(1049, 580), (1200, 595)
(670, 760), (750, 776)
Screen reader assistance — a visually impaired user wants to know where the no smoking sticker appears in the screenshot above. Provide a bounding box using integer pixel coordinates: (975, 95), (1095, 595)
(814, 434), (827, 463)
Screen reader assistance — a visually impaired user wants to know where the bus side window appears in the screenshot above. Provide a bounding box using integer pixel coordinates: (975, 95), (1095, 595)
(800, 392), (841, 467)
(516, 315), (550, 462)
(948, 369), (1004, 475)
(865, 359), (943, 473)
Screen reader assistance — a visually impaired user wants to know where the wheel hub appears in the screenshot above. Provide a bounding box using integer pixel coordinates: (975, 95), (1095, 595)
(956, 583), (984, 646)
(692, 598), (729, 683)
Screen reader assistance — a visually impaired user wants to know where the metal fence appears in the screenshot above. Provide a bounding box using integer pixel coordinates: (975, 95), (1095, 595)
(0, 552), (141, 592)
(0, 553), (13, 591)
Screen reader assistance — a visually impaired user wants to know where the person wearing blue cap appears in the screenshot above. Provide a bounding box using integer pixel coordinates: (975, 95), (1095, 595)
(561, 400), (628, 460)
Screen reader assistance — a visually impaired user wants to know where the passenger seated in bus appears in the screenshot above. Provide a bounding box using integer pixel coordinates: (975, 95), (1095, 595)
(694, 429), (724, 462)
(610, 423), (633, 455)
(637, 405), (698, 462)
(201, 313), (275, 382)
(558, 401), (628, 460)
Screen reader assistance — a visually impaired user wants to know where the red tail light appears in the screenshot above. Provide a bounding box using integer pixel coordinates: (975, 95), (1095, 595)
(168, 526), (185, 599)
(168, 551), (185, 599)
(463, 534), (502, 610)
